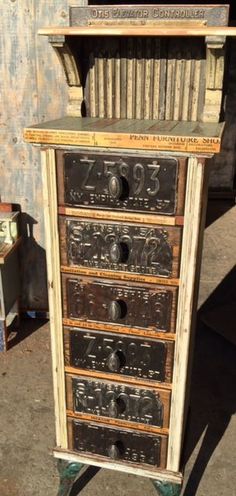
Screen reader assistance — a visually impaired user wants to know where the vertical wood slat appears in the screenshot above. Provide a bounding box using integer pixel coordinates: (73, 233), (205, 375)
(120, 38), (127, 119)
(144, 38), (152, 120)
(98, 52), (105, 118)
(106, 56), (113, 119)
(84, 37), (210, 122)
(41, 149), (67, 449)
(173, 51), (183, 121)
(152, 38), (161, 120)
(115, 51), (121, 119)
(165, 42), (175, 120)
(135, 38), (143, 119)
(190, 57), (202, 121)
(126, 38), (134, 119)
(89, 53), (96, 117)
(167, 157), (207, 472)
(182, 50), (192, 121)
(159, 40), (167, 120)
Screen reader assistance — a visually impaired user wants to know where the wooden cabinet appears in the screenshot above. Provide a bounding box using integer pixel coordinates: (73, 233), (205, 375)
(24, 4), (236, 494)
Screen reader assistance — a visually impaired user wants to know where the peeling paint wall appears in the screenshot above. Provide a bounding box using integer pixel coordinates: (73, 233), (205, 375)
(0, 1), (86, 309)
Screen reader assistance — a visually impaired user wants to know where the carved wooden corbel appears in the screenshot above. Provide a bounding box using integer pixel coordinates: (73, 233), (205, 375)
(49, 35), (83, 116)
(203, 35), (226, 122)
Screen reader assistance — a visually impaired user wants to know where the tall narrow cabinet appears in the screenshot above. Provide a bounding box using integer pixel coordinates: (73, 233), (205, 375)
(24, 4), (235, 495)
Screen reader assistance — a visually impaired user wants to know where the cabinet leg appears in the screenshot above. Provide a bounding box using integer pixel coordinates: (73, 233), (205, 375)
(57, 459), (84, 496)
(152, 480), (182, 496)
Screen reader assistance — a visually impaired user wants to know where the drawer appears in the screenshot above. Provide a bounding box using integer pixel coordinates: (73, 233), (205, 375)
(67, 417), (168, 467)
(56, 149), (186, 216)
(59, 217), (181, 279)
(66, 375), (171, 428)
(62, 275), (177, 333)
(64, 327), (174, 383)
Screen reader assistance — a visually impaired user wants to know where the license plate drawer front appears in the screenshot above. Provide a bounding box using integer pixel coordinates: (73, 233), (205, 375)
(64, 327), (174, 383)
(68, 418), (168, 467)
(62, 275), (177, 333)
(57, 150), (186, 216)
(59, 217), (181, 279)
(66, 375), (171, 428)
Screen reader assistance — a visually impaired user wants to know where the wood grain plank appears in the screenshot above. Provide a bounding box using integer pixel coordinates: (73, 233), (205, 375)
(61, 273), (178, 336)
(38, 26), (236, 37)
(65, 366), (172, 391)
(167, 156), (208, 472)
(41, 149), (67, 449)
(65, 373), (171, 429)
(57, 206), (184, 227)
(53, 446), (183, 482)
(66, 417), (168, 470)
(66, 410), (169, 436)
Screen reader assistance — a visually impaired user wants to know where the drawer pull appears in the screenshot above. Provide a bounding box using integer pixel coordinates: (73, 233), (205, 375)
(108, 397), (126, 417)
(110, 242), (129, 263)
(108, 175), (123, 199)
(108, 300), (122, 320)
(107, 442), (123, 460)
(107, 351), (122, 372)
(108, 300), (127, 321)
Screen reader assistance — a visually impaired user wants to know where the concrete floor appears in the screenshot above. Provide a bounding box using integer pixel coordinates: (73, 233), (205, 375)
(0, 200), (235, 496)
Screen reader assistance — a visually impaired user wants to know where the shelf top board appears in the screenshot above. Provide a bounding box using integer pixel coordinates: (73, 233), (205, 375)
(38, 25), (236, 37)
(24, 117), (225, 155)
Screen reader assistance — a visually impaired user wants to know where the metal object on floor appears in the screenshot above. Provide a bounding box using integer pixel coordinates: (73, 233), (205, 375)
(152, 480), (182, 496)
(57, 460), (84, 496)
(0, 216), (21, 352)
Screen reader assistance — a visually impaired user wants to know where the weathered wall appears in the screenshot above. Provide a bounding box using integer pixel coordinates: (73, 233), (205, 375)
(0, 1), (86, 309)
(0, 0), (235, 310)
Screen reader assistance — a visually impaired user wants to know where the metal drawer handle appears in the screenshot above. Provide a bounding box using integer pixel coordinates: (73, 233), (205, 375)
(108, 175), (123, 199)
(108, 300), (121, 321)
(108, 397), (126, 418)
(110, 242), (129, 263)
(107, 351), (122, 372)
(107, 441), (124, 460)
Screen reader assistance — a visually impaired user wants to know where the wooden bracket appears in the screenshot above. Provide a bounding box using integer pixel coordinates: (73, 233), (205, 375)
(49, 36), (83, 116)
(203, 35), (226, 122)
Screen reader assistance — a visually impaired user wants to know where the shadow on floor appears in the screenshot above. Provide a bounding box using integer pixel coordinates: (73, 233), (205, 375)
(181, 267), (236, 495)
(205, 199), (235, 228)
(70, 466), (101, 496)
(7, 317), (48, 350)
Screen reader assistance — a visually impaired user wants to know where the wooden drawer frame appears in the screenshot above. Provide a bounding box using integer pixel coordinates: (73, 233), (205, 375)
(66, 373), (171, 431)
(63, 326), (175, 385)
(41, 148), (209, 480)
(67, 417), (168, 469)
(61, 274), (178, 336)
(56, 149), (187, 217)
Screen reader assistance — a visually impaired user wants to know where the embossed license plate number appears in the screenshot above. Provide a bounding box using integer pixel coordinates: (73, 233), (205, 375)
(63, 152), (178, 214)
(64, 327), (172, 382)
(60, 218), (181, 278)
(63, 275), (174, 332)
(71, 377), (165, 427)
(70, 419), (165, 466)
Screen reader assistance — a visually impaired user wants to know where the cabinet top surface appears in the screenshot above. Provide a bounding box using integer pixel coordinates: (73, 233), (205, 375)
(24, 117), (225, 155)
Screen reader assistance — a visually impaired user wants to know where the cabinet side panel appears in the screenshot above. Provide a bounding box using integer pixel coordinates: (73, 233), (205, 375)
(167, 157), (207, 471)
(41, 149), (67, 449)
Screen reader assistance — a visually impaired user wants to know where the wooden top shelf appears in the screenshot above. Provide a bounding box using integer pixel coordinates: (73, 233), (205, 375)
(38, 25), (236, 37)
(24, 116), (225, 155)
